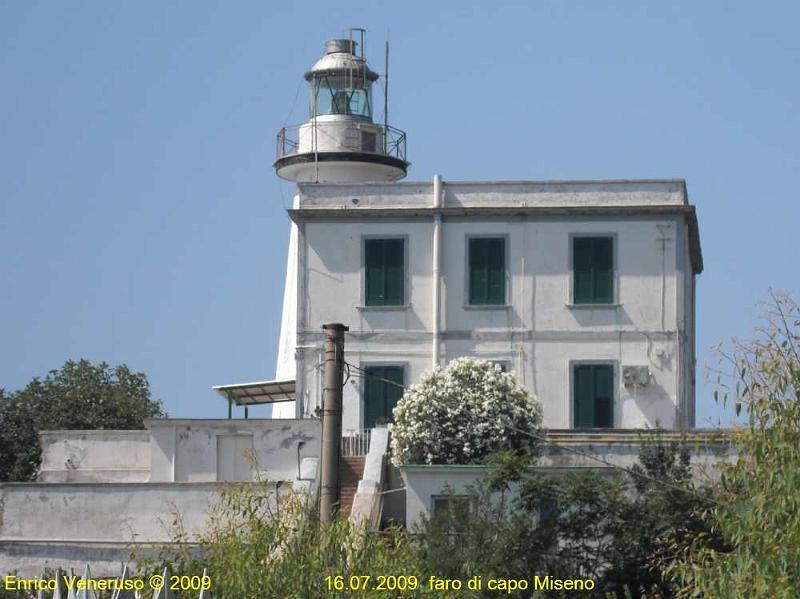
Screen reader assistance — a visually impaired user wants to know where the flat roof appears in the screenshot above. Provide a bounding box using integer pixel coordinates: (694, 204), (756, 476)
(289, 179), (703, 273)
(212, 379), (295, 406)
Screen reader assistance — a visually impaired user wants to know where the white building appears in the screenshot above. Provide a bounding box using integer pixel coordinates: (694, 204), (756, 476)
(263, 32), (714, 530)
(0, 31), (722, 577)
(274, 178), (702, 434)
(266, 33), (702, 434)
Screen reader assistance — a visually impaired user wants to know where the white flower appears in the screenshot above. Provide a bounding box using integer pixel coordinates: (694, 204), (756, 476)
(391, 357), (542, 466)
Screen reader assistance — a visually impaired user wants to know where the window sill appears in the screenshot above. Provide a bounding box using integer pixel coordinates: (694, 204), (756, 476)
(463, 304), (512, 310)
(356, 304), (411, 312)
(566, 303), (622, 310)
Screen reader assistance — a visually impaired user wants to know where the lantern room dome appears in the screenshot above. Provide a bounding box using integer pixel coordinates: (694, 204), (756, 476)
(304, 40), (379, 82)
(274, 30), (409, 184)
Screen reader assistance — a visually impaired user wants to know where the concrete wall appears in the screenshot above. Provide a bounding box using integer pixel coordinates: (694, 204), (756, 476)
(0, 481), (282, 576)
(3, 420), (321, 576)
(540, 430), (732, 477)
(285, 180), (700, 431)
(147, 419), (320, 482)
(38, 431), (150, 483)
(349, 427), (389, 529)
(400, 465), (485, 532)
(400, 430), (732, 530)
(0, 482), (228, 543)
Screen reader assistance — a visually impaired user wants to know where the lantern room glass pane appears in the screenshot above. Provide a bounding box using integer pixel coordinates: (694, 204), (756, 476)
(310, 75), (373, 118)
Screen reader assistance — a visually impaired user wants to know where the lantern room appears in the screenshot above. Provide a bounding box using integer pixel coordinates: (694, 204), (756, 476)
(274, 30), (409, 184)
(306, 38), (377, 120)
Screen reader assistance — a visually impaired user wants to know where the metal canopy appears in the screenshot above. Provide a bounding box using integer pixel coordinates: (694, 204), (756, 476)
(213, 379), (296, 406)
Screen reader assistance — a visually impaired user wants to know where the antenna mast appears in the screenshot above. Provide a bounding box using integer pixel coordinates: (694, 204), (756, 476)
(384, 39), (389, 154)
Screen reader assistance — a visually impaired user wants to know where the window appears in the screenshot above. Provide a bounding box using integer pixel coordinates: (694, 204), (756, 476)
(489, 360), (509, 373)
(573, 364), (614, 428)
(573, 236), (614, 304)
(310, 74), (373, 119)
(361, 130), (377, 152)
(468, 237), (505, 305)
(364, 238), (404, 306)
(537, 497), (558, 527)
(432, 495), (470, 535)
(363, 365), (404, 428)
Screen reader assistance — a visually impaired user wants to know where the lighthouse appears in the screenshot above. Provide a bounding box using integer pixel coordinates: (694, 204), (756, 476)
(274, 29), (409, 183)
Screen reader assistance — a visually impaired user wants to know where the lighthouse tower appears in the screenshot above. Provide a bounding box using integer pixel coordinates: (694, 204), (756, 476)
(274, 29), (409, 183)
(273, 30), (410, 417)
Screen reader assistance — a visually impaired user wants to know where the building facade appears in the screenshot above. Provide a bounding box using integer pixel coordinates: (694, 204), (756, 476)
(0, 32), (714, 577)
(276, 178), (702, 433)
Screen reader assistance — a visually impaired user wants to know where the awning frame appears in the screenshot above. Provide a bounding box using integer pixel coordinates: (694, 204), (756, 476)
(212, 379), (296, 419)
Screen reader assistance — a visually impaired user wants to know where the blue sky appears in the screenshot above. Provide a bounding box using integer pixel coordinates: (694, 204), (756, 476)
(1, 1), (798, 425)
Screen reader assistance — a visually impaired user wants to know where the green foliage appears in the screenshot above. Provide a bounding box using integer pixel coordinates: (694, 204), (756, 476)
(663, 292), (800, 598)
(138, 440), (716, 598)
(138, 483), (433, 599)
(417, 440), (717, 598)
(604, 436), (721, 597)
(0, 359), (164, 481)
(391, 357), (542, 466)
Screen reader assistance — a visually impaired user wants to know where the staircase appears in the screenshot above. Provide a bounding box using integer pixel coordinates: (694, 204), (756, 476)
(339, 456), (365, 517)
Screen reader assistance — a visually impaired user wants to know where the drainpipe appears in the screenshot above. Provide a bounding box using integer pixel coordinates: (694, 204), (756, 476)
(432, 175), (443, 369)
(296, 440), (306, 480)
(171, 424), (177, 482)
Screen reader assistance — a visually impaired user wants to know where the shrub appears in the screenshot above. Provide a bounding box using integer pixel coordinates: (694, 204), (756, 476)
(138, 484), (430, 599)
(391, 358), (542, 466)
(663, 292), (800, 598)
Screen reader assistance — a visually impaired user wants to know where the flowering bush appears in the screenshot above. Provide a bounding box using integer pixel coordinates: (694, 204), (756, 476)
(391, 357), (543, 466)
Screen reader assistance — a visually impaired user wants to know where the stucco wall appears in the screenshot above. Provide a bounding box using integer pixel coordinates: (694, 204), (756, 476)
(0, 482), (231, 543)
(293, 211), (695, 430)
(400, 465), (487, 532)
(146, 419), (320, 482)
(2, 420), (320, 577)
(400, 430), (732, 529)
(295, 180), (688, 210)
(38, 430), (150, 483)
(0, 481), (283, 577)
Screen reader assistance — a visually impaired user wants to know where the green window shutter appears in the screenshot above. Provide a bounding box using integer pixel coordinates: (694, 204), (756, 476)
(593, 365), (614, 428)
(363, 366), (383, 428)
(469, 238), (488, 304)
(384, 239), (404, 305)
(383, 366), (404, 421)
(592, 237), (613, 304)
(573, 365), (595, 428)
(573, 238), (594, 304)
(363, 365), (405, 428)
(469, 237), (505, 305)
(487, 238), (505, 304)
(365, 240), (385, 305)
(364, 239), (404, 306)
(573, 364), (614, 428)
(573, 236), (613, 304)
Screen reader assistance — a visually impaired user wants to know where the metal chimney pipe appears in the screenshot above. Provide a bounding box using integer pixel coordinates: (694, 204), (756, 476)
(319, 323), (349, 524)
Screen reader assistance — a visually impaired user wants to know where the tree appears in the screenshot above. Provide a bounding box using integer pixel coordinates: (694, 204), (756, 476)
(391, 358), (543, 466)
(663, 292), (800, 597)
(603, 437), (722, 597)
(0, 359), (164, 481)
(416, 437), (719, 598)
